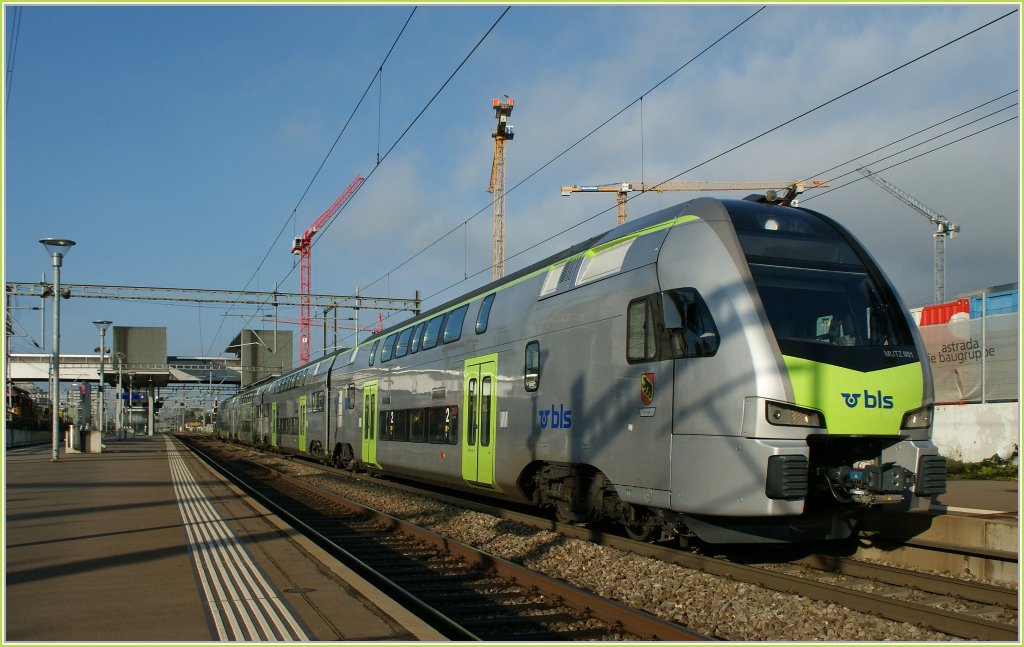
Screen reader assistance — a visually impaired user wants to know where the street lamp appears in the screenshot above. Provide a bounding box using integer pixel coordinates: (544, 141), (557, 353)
(93, 320), (112, 438)
(40, 238), (76, 462)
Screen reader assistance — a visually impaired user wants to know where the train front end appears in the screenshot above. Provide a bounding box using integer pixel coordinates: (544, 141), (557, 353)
(658, 197), (947, 543)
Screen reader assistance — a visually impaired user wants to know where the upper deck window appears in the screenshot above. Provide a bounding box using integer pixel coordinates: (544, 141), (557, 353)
(394, 327), (413, 359)
(381, 333), (398, 363)
(443, 305), (469, 344)
(421, 313), (446, 350)
(475, 294), (495, 334)
(410, 322), (426, 353)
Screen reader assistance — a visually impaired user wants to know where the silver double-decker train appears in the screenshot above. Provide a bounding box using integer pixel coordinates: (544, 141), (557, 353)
(219, 195), (946, 543)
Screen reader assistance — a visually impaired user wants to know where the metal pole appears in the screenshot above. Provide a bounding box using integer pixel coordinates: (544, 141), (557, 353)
(40, 273), (46, 353)
(98, 330), (104, 433)
(980, 294), (987, 404)
(40, 239), (75, 461)
(49, 256), (62, 461)
(93, 321), (111, 436)
(147, 382), (155, 436)
(323, 306), (329, 358)
(5, 288), (12, 430)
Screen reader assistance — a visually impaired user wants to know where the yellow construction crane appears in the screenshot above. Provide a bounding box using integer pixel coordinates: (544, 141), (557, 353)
(560, 180), (827, 224)
(488, 96), (514, 281)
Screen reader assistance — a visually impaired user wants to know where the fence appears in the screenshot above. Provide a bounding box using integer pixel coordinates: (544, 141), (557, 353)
(916, 294), (1018, 404)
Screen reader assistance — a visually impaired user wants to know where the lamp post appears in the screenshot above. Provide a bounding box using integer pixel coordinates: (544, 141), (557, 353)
(93, 320), (112, 437)
(40, 238), (76, 462)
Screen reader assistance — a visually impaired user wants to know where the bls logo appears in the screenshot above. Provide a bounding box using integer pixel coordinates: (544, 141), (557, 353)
(841, 390), (894, 410)
(539, 404), (572, 429)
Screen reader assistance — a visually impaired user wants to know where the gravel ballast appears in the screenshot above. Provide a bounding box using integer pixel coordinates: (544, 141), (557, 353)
(238, 450), (955, 642)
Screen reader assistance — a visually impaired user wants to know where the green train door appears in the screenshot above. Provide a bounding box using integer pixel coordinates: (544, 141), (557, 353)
(462, 354), (499, 490)
(298, 396), (308, 453)
(270, 402), (278, 447)
(362, 381), (379, 468)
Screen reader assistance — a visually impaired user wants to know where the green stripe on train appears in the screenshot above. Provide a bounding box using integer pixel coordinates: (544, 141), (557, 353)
(783, 356), (923, 436)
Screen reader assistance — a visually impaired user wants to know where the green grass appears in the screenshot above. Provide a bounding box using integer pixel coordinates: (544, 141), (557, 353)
(946, 458), (1019, 481)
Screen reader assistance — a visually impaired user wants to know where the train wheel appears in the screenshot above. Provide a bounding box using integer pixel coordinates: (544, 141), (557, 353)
(624, 521), (660, 542)
(623, 505), (659, 542)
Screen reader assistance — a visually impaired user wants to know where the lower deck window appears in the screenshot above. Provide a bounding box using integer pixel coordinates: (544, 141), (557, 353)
(377, 406), (458, 445)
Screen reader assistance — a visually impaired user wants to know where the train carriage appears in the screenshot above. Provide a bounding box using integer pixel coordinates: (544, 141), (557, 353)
(221, 195), (946, 543)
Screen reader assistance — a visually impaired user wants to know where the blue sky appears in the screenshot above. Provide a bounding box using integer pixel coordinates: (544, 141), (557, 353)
(3, 3), (1020, 368)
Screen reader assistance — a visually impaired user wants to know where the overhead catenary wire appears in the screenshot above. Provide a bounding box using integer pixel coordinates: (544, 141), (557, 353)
(5, 5), (23, 114)
(807, 90), (1018, 182)
(803, 115), (1018, 203)
(238, 7), (416, 296)
(207, 6), (510, 355)
(415, 111), (1017, 312)
(205, 7), (417, 356)
(813, 101), (1018, 188)
(408, 8), (1017, 311)
(357, 5), (767, 296)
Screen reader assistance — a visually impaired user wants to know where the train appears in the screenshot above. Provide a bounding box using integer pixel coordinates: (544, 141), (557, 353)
(218, 195), (947, 543)
(6, 384), (49, 431)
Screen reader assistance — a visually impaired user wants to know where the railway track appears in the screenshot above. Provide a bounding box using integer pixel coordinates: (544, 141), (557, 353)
(189, 436), (1018, 641)
(184, 437), (707, 641)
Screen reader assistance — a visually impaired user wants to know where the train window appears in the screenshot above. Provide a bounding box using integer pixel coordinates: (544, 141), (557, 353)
(428, 406), (458, 444)
(369, 340), (380, 366)
(383, 410), (407, 441)
(347, 384), (356, 410)
(539, 265), (562, 297)
(369, 394), (376, 439)
(409, 409), (426, 442)
(475, 294), (496, 334)
(394, 328), (413, 359)
(443, 305), (469, 344)
(627, 297), (657, 363)
(577, 239), (634, 286)
(410, 322), (426, 354)
(524, 341), (540, 391)
(660, 289), (720, 358)
(421, 313), (446, 350)
(467, 378), (477, 446)
(381, 333), (398, 363)
(480, 377), (492, 447)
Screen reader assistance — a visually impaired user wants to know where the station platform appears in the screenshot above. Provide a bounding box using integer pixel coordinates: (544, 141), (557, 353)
(4, 435), (445, 642)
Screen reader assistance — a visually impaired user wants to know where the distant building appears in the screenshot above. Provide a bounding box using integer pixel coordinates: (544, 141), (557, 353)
(226, 329), (294, 388)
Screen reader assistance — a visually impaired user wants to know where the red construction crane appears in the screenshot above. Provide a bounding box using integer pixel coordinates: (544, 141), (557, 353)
(291, 175), (365, 364)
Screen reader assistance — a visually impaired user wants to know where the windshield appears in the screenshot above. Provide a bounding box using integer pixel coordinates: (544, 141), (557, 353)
(750, 263), (910, 348)
(724, 201), (916, 366)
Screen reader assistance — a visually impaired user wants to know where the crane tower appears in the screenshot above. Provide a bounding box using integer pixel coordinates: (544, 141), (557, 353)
(857, 168), (959, 304)
(291, 175), (365, 364)
(488, 97), (514, 281)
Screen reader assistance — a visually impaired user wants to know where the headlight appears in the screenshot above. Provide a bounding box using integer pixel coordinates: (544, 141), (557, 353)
(901, 405), (933, 430)
(766, 401), (824, 428)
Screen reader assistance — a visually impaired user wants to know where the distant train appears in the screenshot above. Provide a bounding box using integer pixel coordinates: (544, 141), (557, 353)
(219, 195), (947, 543)
(6, 384), (49, 431)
